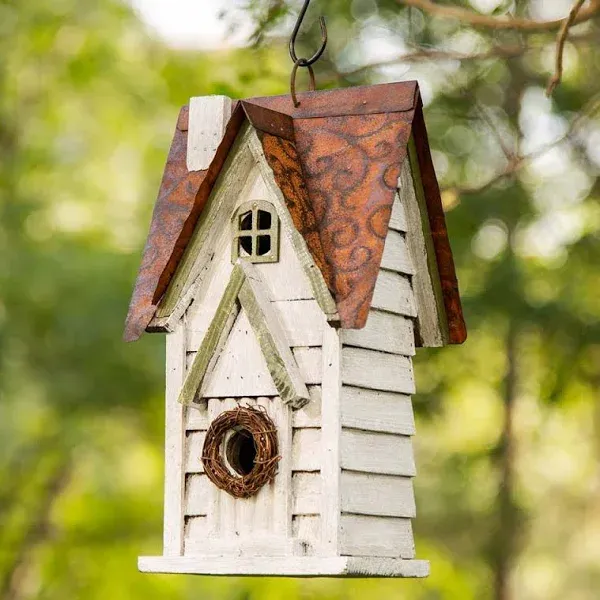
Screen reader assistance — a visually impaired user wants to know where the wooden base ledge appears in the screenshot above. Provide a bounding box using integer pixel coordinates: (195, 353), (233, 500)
(138, 556), (430, 578)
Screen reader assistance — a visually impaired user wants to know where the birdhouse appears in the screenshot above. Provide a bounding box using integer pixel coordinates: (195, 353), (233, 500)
(125, 81), (466, 578)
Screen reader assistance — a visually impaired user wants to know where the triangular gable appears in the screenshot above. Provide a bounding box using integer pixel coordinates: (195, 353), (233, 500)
(178, 262), (310, 409)
(124, 82), (466, 345)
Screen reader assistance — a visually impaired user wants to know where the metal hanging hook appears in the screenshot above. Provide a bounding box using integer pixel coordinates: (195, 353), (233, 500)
(289, 0), (327, 67)
(288, 0), (327, 107)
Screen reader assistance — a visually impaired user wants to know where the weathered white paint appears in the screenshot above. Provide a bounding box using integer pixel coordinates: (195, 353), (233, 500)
(381, 230), (415, 275)
(185, 403), (209, 431)
(271, 300), (325, 347)
(340, 386), (416, 435)
(320, 325), (342, 555)
(185, 536), (296, 558)
(340, 429), (416, 476)
(163, 322), (186, 556)
(339, 515), (415, 558)
(188, 299), (325, 350)
(341, 310), (415, 356)
(371, 270), (418, 317)
(257, 231), (317, 302)
(187, 95), (233, 171)
(292, 472), (321, 515)
(292, 428), (321, 472)
(400, 152), (446, 347)
(184, 516), (208, 548)
(340, 471), (416, 518)
(185, 474), (210, 516)
(201, 309), (278, 397)
(183, 227), (237, 339)
(292, 386), (322, 428)
(184, 431), (206, 474)
(292, 515), (321, 556)
(292, 347), (322, 384)
(341, 347), (416, 395)
(389, 191), (408, 232)
(139, 555), (429, 577)
(238, 261), (310, 408)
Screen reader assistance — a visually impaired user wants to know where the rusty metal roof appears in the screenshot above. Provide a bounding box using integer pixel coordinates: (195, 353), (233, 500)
(124, 82), (466, 344)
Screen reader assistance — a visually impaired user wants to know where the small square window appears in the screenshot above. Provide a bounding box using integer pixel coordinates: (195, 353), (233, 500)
(231, 201), (279, 264)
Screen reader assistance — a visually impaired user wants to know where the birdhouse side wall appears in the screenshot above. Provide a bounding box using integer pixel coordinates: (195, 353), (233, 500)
(337, 191), (419, 559)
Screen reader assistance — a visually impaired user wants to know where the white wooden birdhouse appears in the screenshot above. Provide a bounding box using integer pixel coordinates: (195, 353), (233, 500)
(125, 82), (466, 578)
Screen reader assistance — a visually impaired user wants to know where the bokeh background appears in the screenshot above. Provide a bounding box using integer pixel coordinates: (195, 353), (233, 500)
(2, 1), (600, 599)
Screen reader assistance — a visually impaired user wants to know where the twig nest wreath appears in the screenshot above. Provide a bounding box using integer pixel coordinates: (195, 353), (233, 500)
(201, 406), (280, 499)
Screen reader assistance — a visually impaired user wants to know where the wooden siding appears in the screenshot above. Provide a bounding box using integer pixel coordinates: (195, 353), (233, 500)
(339, 515), (415, 559)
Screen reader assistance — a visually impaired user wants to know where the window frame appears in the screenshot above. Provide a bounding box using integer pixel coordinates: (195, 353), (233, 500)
(231, 200), (280, 264)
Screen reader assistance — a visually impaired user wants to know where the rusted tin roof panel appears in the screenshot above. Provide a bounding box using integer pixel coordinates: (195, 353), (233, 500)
(124, 106), (207, 342)
(245, 81), (418, 120)
(291, 112), (414, 328)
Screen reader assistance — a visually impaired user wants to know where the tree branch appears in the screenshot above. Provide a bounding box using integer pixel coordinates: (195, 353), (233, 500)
(547, 0), (588, 95)
(341, 45), (526, 77)
(447, 92), (600, 195)
(397, 0), (600, 32)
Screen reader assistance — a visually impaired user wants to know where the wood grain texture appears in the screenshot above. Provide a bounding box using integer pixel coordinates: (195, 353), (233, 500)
(339, 515), (415, 559)
(178, 265), (245, 405)
(389, 192), (408, 232)
(320, 325), (342, 555)
(292, 515), (321, 556)
(292, 347), (322, 384)
(402, 142), (448, 347)
(255, 231), (318, 302)
(340, 386), (416, 435)
(371, 270), (417, 318)
(341, 347), (416, 395)
(201, 309), (278, 398)
(340, 471), (416, 518)
(292, 386), (322, 428)
(292, 472), (321, 515)
(138, 555), (429, 577)
(292, 428), (321, 472)
(188, 299), (324, 350)
(184, 431), (206, 474)
(187, 95), (233, 171)
(163, 322), (186, 556)
(185, 474), (210, 516)
(340, 429), (416, 476)
(381, 230), (415, 275)
(185, 403), (209, 431)
(341, 310), (415, 356)
(238, 261), (310, 408)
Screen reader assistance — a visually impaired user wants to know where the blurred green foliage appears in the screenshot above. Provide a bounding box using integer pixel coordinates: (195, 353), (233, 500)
(1, 0), (599, 599)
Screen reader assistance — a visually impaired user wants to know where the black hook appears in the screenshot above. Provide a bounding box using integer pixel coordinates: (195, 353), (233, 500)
(288, 0), (327, 67)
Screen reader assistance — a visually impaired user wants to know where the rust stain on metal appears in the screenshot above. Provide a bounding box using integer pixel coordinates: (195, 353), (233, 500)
(125, 82), (466, 344)
(245, 81), (418, 121)
(291, 112), (413, 328)
(124, 105), (206, 342)
(411, 102), (467, 344)
(259, 131), (334, 291)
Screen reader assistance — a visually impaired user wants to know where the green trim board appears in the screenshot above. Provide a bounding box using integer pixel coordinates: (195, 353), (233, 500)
(178, 265), (245, 406)
(178, 262), (311, 409)
(238, 262), (310, 409)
